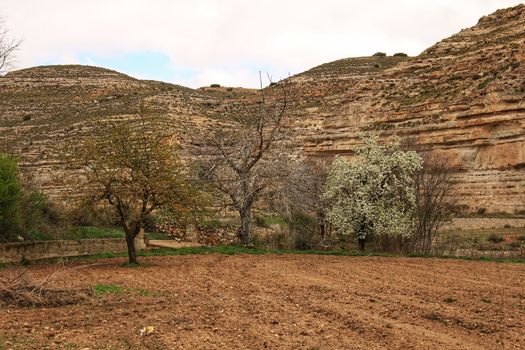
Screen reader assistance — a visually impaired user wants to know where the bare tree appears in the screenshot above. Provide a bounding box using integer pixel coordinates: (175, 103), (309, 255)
(272, 158), (330, 241)
(65, 114), (202, 264)
(202, 75), (295, 246)
(410, 151), (458, 254)
(0, 15), (21, 74)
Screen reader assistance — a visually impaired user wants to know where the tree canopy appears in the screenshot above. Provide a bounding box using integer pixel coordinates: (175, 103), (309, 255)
(323, 135), (422, 251)
(66, 116), (203, 263)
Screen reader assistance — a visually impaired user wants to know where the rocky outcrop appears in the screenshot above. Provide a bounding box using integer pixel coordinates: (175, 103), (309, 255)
(0, 5), (523, 213)
(287, 5), (525, 213)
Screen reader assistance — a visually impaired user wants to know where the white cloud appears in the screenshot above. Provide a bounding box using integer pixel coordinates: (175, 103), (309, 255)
(2, 0), (522, 87)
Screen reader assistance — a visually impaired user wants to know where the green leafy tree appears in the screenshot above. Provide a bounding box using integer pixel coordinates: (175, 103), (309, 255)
(0, 155), (21, 241)
(65, 116), (203, 264)
(323, 135), (422, 251)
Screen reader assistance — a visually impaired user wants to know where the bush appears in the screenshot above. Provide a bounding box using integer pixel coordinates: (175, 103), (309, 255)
(252, 212), (319, 250)
(432, 232), (462, 255)
(372, 52), (387, 57)
(487, 233), (504, 243)
(288, 212), (319, 250)
(253, 215), (268, 228)
(0, 155), (68, 242)
(68, 202), (118, 228)
(477, 207), (487, 215)
(252, 229), (289, 250)
(210, 84), (221, 88)
(0, 155), (21, 241)
(393, 52), (408, 57)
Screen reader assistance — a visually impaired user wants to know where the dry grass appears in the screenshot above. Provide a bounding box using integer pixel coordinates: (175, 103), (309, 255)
(0, 261), (93, 307)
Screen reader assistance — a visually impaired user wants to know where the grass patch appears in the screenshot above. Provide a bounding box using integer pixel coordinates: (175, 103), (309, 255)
(145, 231), (171, 240)
(443, 297), (457, 303)
(66, 226), (124, 239)
(437, 226), (525, 251)
(26, 226), (125, 241)
(3, 245), (523, 271)
(198, 219), (235, 230)
(26, 231), (55, 241)
(85, 246), (382, 260)
(28, 227), (172, 241)
(92, 284), (161, 297)
(84, 245), (525, 263)
(92, 284), (123, 295)
(253, 214), (288, 227)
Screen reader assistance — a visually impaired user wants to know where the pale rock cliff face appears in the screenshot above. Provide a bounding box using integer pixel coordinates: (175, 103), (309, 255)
(0, 5), (523, 213)
(287, 5), (525, 213)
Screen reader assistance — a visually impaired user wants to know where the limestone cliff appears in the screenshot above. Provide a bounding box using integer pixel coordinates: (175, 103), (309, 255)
(287, 5), (525, 213)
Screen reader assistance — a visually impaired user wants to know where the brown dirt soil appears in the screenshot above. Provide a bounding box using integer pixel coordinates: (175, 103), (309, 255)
(0, 254), (523, 349)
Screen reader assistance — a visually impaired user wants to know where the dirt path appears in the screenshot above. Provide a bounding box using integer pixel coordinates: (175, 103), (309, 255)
(146, 240), (202, 249)
(0, 254), (523, 349)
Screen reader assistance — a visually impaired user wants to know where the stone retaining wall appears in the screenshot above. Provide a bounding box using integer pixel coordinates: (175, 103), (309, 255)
(0, 237), (145, 263)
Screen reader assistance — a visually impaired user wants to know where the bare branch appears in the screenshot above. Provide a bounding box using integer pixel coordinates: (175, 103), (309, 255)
(0, 15), (21, 74)
(201, 74), (296, 245)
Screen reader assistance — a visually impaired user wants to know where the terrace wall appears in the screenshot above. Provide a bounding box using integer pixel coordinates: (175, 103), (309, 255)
(0, 237), (145, 263)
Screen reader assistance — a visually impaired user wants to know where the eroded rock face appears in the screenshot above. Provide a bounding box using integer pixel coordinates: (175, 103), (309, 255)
(0, 65), (229, 199)
(286, 5), (525, 213)
(0, 5), (523, 213)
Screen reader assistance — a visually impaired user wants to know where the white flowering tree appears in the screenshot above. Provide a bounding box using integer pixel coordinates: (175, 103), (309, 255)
(323, 135), (422, 251)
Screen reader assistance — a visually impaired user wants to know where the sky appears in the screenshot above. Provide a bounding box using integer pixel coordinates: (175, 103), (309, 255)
(2, 0), (523, 88)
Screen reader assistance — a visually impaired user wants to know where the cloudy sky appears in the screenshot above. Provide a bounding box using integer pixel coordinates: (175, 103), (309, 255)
(2, 0), (523, 88)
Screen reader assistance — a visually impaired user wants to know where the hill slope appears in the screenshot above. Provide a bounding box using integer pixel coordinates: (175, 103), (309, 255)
(287, 4), (525, 213)
(0, 5), (523, 213)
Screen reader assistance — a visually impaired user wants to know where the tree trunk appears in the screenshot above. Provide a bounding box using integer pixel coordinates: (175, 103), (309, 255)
(238, 208), (252, 246)
(358, 238), (366, 252)
(125, 228), (139, 265)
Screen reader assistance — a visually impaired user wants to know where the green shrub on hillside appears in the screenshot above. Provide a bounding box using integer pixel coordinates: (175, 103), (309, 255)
(487, 233), (504, 243)
(0, 155), (22, 241)
(372, 52), (387, 57)
(0, 155), (66, 242)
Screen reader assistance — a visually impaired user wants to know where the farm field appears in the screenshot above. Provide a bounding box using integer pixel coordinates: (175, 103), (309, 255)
(0, 254), (524, 349)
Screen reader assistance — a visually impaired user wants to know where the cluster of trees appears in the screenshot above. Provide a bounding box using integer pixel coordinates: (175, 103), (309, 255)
(59, 75), (456, 264)
(0, 14), (455, 263)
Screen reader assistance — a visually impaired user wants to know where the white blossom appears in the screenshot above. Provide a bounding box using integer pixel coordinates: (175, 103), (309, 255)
(323, 134), (422, 241)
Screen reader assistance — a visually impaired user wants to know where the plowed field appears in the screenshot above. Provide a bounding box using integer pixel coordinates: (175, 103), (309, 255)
(1, 254), (523, 349)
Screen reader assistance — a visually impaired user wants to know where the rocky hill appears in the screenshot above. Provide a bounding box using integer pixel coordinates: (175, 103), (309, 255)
(288, 4), (525, 214)
(0, 5), (523, 213)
